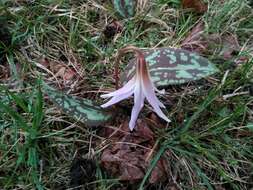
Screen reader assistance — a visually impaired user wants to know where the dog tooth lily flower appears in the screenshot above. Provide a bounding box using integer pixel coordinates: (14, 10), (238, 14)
(101, 46), (171, 131)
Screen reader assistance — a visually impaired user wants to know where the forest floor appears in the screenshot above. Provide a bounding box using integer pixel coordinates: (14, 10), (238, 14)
(0, 0), (253, 190)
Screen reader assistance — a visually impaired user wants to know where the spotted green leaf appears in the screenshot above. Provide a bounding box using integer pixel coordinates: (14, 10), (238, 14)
(113, 0), (135, 18)
(121, 48), (218, 87)
(42, 83), (112, 126)
(246, 123), (253, 132)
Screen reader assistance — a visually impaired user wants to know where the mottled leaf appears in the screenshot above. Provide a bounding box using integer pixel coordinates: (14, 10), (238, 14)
(246, 123), (253, 132)
(42, 83), (112, 126)
(121, 48), (218, 87)
(113, 0), (135, 18)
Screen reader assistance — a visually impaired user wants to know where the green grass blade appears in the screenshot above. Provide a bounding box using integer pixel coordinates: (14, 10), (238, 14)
(0, 101), (29, 131)
(138, 141), (167, 190)
(180, 88), (220, 134)
(32, 83), (43, 132)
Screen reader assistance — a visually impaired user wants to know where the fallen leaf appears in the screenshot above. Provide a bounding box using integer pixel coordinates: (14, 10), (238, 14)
(149, 158), (167, 184)
(181, 25), (248, 64)
(148, 113), (168, 129)
(40, 58), (50, 68)
(220, 34), (240, 60)
(181, 21), (207, 53)
(206, 33), (248, 63)
(63, 68), (76, 80)
(100, 120), (168, 184)
(119, 154), (145, 181)
(40, 58), (77, 83)
(182, 0), (208, 13)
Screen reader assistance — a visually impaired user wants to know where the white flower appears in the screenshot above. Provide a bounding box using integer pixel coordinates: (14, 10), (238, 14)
(101, 47), (171, 130)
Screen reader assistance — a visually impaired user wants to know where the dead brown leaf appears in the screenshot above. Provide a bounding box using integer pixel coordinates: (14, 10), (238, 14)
(181, 21), (207, 53)
(182, 0), (208, 14)
(207, 33), (248, 63)
(149, 158), (167, 184)
(40, 58), (77, 83)
(100, 120), (168, 184)
(220, 34), (240, 60)
(181, 24), (249, 64)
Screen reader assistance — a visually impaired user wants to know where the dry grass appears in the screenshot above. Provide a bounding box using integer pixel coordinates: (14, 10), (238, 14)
(0, 0), (253, 189)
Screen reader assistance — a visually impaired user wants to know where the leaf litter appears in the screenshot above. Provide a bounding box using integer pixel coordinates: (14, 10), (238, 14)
(1, 1), (251, 189)
(181, 21), (249, 64)
(40, 57), (78, 86)
(100, 120), (169, 184)
(182, 0), (208, 14)
(181, 21), (207, 53)
(38, 11), (249, 190)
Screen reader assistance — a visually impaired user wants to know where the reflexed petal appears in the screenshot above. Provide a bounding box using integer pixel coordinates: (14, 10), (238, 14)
(142, 79), (165, 108)
(138, 56), (166, 108)
(155, 87), (165, 95)
(100, 47), (171, 130)
(149, 102), (171, 123)
(141, 77), (170, 123)
(101, 77), (136, 98)
(145, 90), (170, 122)
(101, 89), (133, 108)
(129, 82), (145, 130)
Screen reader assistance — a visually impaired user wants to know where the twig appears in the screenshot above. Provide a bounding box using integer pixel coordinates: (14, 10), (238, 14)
(223, 91), (249, 100)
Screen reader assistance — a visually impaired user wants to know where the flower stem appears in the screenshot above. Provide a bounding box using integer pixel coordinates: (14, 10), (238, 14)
(114, 45), (145, 89)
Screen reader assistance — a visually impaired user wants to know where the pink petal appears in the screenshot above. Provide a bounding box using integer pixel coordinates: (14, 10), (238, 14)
(154, 87), (165, 95)
(101, 89), (133, 108)
(136, 56), (165, 108)
(129, 82), (145, 131)
(101, 77), (136, 98)
(142, 79), (165, 108)
(149, 102), (171, 123)
(142, 79), (170, 123)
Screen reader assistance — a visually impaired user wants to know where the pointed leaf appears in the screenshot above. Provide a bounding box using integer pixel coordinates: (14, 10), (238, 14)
(121, 48), (218, 87)
(246, 123), (253, 132)
(42, 83), (112, 126)
(113, 0), (135, 18)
